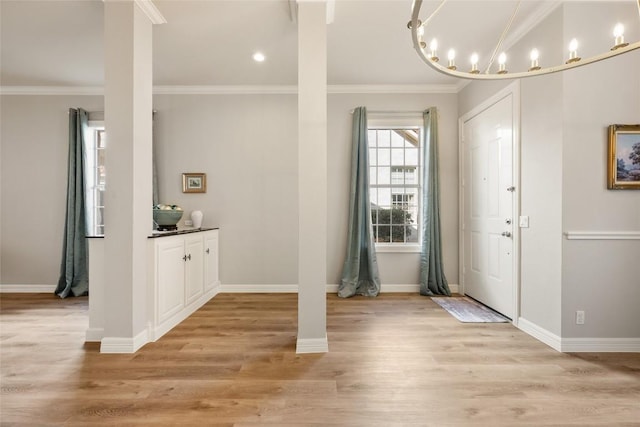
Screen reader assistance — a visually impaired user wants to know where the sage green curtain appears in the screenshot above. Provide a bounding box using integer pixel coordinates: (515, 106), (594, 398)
(55, 108), (89, 298)
(419, 107), (451, 296)
(339, 107), (381, 298)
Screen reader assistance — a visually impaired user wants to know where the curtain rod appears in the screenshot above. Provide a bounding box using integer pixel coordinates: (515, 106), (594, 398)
(69, 109), (157, 114)
(349, 109), (424, 115)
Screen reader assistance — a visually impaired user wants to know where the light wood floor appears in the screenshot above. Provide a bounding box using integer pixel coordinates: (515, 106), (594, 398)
(1, 293), (639, 426)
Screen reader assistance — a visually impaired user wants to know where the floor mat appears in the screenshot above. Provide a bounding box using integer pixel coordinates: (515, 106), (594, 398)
(431, 296), (510, 323)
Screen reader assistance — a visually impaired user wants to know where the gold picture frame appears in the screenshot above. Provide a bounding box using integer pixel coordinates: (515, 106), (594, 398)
(182, 173), (206, 193)
(608, 125), (640, 190)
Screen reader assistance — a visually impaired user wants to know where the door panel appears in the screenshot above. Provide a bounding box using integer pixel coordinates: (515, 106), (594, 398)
(463, 94), (514, 319)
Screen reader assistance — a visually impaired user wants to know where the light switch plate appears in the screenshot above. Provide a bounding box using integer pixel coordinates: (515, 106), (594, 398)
(519, 216), (529, 228)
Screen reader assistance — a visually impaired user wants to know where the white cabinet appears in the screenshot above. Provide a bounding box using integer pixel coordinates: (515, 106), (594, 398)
(148, 229), (219, 341)
(156, 237), (186, 324)
(204, 230), (219, 292)
(184, 234), (204, 306)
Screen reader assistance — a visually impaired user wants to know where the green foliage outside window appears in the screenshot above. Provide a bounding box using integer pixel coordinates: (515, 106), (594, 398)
(372, 207), (414, 243)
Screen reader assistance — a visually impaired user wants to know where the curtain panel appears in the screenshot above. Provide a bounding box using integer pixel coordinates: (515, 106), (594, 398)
(55, 108), (89, 298)
(419, 107), (451, 296)
(339, 107), (381, 298)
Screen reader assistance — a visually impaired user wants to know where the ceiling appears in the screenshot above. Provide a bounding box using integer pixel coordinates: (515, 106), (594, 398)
(0, 0), (633, 89)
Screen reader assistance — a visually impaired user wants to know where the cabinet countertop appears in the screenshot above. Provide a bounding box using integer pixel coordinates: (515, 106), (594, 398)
(86, 227), (219, 239)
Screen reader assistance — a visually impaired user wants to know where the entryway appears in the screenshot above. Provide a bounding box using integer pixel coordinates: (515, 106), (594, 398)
(460, 83), (520, 321)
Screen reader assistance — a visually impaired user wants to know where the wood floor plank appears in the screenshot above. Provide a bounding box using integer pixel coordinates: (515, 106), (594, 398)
(1, 292), (639, 426)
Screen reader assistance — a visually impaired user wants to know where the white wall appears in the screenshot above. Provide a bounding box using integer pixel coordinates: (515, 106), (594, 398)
(0, 95), (104, 286)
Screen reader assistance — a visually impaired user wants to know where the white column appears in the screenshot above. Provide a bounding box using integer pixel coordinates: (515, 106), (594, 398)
(297, 0), (328, 353)
(101, 1), (154, 353)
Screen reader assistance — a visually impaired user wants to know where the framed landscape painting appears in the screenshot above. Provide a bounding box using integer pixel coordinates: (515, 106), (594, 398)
(608, 124), (640, 190)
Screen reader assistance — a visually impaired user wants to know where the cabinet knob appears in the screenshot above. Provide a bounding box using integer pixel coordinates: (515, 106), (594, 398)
(182, 255), (188, 262)
(206, 248), (210, 254)
(187, 254), (191, 261)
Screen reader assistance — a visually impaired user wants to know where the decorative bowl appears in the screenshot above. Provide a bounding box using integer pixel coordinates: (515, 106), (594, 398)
(153, 208), (183, 226)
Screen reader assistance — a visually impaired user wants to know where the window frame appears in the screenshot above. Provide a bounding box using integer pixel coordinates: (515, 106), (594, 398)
(84, 121), (105, 236)
(367, 116), (423, 253)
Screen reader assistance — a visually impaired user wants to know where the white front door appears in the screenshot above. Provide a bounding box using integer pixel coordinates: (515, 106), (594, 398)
(462, 92), (515, 319)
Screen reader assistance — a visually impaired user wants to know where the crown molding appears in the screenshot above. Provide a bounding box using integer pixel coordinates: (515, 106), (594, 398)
(328, 84), (461, 94)
(153, 85), (298, 95)
(0, 86), (104, 96)
(1, 84), (463, 96)
(133, 0), (167, 25)
(501, 1), (562, 53)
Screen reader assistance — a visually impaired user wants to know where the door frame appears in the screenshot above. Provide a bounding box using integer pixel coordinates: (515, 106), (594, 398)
(458, 81), (521, 326)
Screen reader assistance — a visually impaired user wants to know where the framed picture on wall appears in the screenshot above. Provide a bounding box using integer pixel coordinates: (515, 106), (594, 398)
(182, 172), (207, 193)
(608, 124), (640, 190)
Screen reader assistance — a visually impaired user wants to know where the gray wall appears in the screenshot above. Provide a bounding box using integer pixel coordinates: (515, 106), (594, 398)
(1, 91), (459, 290)
(0, 95), (104, 285)
(152, 94), (299, 286)
(458, 2), (640, 340)
(458, 7), (565, 336)
(560, 2), (640, 339)
(328, 93), (459, 286)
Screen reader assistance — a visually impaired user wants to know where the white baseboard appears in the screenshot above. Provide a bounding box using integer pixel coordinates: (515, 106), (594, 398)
(296, 336), (329, 354)
(518, 317), (640, 353)
(100, 329), (148, 354)
(517, 317), (562, 351)
(220, 284), (299, 293)
(0, 284), (56, 293)
(220, 283), (459, 294)
(560, 338), (640, 352)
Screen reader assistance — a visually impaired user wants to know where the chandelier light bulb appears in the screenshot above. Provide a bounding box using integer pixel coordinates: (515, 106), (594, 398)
(252, 52), (266, 62)
(408, 0), (640, 80)
(567, 38), (581, 64)
(612, 23), (628, 50)
(529, 48), (541, 71)
(497, 52), (507, 74)
(429, 38), (439, 62)
(470, 52), (479, 74)
(447, 48), (456, 70)
(613, 23), (624, 38)
(417, 25), (425, 37)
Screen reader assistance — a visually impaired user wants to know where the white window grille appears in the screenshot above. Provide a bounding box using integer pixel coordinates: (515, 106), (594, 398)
(84, 124), (105, 236)
(368, 125), (421, 246)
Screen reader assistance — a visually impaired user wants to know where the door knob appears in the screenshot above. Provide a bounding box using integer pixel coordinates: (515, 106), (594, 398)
(501, 231), (512, 237)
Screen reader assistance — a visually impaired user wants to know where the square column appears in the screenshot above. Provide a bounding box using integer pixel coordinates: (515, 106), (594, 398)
(101, 0), (154, 353)
(297, 0), (328, 353)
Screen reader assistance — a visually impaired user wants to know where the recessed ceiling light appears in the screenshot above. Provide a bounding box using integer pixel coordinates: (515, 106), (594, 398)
(252, 52), (266, 62)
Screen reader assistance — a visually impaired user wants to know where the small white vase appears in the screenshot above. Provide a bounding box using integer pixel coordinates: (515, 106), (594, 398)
(191, 210), (203, 228)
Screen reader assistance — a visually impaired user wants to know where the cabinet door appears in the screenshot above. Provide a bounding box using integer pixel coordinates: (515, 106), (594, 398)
(204, 230), (219, 292)
(184, 234), (204, 306)
(156, 237), (185, 324)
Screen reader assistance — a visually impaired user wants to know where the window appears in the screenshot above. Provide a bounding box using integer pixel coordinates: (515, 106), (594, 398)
(84, 123), (105, 236)
(368, 124), (421, 247)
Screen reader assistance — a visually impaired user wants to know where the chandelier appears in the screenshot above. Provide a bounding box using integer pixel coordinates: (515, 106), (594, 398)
(409, 0), (640, 80)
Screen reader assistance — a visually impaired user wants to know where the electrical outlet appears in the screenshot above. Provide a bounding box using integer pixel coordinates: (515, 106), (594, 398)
(576, 310), (585, 325)
(184, 219), (193, 226)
